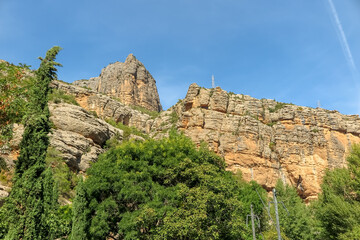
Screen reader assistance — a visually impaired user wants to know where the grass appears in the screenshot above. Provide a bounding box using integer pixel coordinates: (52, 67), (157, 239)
(48, 89), (79, 106)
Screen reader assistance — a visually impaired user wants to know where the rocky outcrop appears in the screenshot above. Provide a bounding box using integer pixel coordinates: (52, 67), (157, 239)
(1, 102), (123, 172)
(152, 84), (360, 201)
(49, 103), (122, 171)
(51, 80), (154, 133)
(73, 54), (162, 112)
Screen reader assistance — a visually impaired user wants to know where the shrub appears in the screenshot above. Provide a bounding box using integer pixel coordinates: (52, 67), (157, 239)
(48, 89), (79, 106)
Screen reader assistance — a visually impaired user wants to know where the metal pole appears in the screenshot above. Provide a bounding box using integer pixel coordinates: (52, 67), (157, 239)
(250, 204), (256, 240)
(273, 189), (281, 240)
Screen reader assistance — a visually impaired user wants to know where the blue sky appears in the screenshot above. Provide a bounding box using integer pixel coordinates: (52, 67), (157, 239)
(1, 0), (359, 114)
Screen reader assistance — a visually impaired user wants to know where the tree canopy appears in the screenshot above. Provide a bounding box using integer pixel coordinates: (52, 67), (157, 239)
(72, 131), (267, 240)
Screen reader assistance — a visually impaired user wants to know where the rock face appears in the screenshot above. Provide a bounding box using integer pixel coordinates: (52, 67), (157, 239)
(51, 80), (154, 133)
(1, 102), (123, 172)
(49, 103), (122, 171)
(152, 84), (360, 201)
(73, 54), (162, 112)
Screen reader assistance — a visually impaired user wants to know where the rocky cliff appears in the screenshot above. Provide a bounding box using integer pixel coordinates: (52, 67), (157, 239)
(52, 80), (360, 201)
(73, 54), (162, 112)
(156, 84), (360, 201)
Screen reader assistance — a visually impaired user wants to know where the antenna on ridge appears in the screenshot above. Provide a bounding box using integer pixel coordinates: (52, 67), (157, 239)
(317, 100), (321, 108)
(212, 75), (215, 88)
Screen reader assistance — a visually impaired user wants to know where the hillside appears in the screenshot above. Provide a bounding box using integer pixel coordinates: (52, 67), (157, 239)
(2, 54), (360, 202)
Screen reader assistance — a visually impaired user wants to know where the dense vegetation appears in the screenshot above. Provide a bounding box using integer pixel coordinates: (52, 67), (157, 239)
(71, 131), (267, 239)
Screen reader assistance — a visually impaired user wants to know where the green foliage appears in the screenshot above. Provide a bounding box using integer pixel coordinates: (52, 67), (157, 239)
(266, 121), (277, 127)
(45, 147), (78, 199)
(0, 61), (34, 128)
(0, 47), (62, 239)
(106, 118), (148, 140)
(88, 110), (98, 118)
(130, 105), (160, 119)
(71, 178), (90, 240)
(57, 204), (73, 238)
(275, 180), (322, 240)
(72, 131), (260, 239)
(269, 141), (276, 151)
(0, 124), (13, 145)
(315, 144), (360, 239)
(169, 110), (178, 124)
(48, 88), (79, 106)
(311, 128), (319, 133)
(268, 102), (287, 113)
(0, 156), (8, 172)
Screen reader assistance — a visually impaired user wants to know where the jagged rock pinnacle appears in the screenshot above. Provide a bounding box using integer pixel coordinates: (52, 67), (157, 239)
(73, 54), (162, 112)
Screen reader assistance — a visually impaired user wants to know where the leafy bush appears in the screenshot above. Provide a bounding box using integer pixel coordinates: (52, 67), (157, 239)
(0, 62), (34, 128)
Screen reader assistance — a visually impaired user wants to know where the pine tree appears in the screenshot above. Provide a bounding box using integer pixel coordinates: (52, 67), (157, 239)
(1, 47), (62, 240)
(71, 178), (90, 240)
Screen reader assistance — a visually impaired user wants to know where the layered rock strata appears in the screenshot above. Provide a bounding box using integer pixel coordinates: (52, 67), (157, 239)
(0, 102), (123, 172)
(49, 103), (122, 171)
(73, 54), (162, 112)
(152, 84), (360, 201)
(51, 81), (154, 133)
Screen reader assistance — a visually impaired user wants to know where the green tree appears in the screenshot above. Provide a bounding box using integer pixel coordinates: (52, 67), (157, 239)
(0, 47), (62, 239)
(72, 131), (260, 239)
(0, 61), (33, 128)
(316, 144), (360, 239)
(0, 62), (34, 145)
(274, 180), (322, 240)
(71, 178), (90, 240)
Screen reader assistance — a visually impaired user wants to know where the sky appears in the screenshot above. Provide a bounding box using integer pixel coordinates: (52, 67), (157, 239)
(1, 0), (359, 114)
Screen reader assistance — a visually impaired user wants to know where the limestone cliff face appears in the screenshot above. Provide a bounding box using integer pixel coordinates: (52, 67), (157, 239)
(154, 83), (360, 201)
(72, 54), (162, 112)
(52, 80), (360, 200)
(1, 102), (123, 172)
(51, 81), (154, 133)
